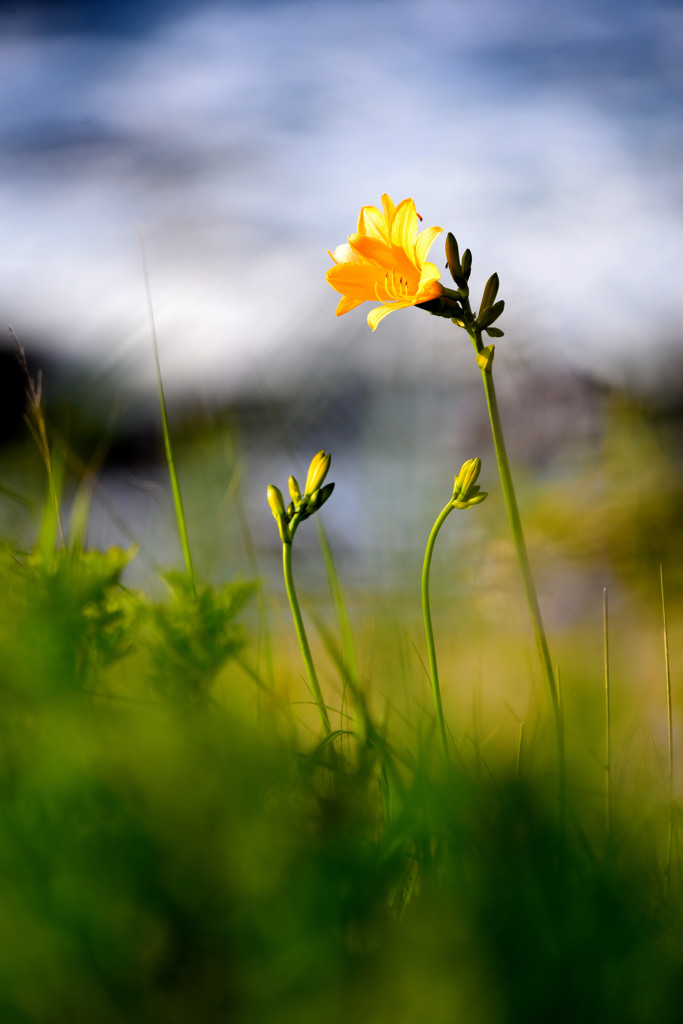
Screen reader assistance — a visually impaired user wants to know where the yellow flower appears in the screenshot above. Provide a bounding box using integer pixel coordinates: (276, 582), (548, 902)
(326, 194), (443, 331)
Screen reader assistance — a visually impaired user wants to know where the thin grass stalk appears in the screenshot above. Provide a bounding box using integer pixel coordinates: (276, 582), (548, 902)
(11, 328), (65, 549)
(309, 606), (407, 787)
(555, 665), (563, 722)
(317, 519), (359, 687)
(604, 587), (611, 838)
(225, 442), (275, 690)
(316, 520), (363, 753)
(235, 492), (275, 690)
(661, 565), (674, 890)
(140, 231), (196, 597)
(421, 501), (454, 762)
(515, 721), (525, 777)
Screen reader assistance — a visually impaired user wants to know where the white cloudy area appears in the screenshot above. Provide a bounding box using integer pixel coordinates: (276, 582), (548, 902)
(0, 0), (682, 398)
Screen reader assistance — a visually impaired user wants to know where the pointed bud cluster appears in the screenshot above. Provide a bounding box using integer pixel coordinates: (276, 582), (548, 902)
(440, 234), (506, 339)
(267, 451), (335, 544)
(451, 457), (488, 510)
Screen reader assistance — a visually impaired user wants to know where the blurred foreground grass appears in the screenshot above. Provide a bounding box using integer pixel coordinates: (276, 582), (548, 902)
(0, 376), (681, 1023)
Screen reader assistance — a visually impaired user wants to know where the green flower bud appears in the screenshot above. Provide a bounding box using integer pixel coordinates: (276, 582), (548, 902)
(452, 491), (487, 510)
(445, 232), (463, 285)
(477, 299), (505, 329)
(313, 481), (335, 511)
(484, 327), (505, 338)
(267, 484), (286, 521)
(452, 458), (488, 509)
(304, 450), (331, 497)
(479, 272), (499, 314)
(461, 248), (472, 282)
(454, 458), (479, 497)
(267, 484), (292, 544)
(288, 475), (302, 503)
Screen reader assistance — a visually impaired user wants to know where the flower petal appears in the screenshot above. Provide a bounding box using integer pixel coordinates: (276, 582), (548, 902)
(329, 243), (358, 265)
(381, 194), (396, 225)
(367, 303), (398, 331)
(336, 294), (365, 316)
(358, 204), (390, 242)
(326, 261), (380, 299)
(348, 233), (395, 267)
(390, 198), (419, 254)
(414, 224), (443, 265)
(418, 261), (443, 291)
(416, 282), (443, 305)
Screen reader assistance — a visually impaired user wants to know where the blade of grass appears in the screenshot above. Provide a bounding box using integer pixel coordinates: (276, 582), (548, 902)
(12, 328), (65, 549)
(222, 437), (275, 690)
(308, 603), (380, 756)
(516, 721), (525, 778)
(661, 565), (674, 891)
(316, 518), (359, 687)
(604, 587), (611, 840)
(140, 230), (196, 596)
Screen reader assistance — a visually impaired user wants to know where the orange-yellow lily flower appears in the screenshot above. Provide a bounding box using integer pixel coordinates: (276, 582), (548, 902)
(326, 194), (443, 331)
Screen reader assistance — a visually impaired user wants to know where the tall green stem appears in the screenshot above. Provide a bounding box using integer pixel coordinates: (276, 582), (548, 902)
(469, 330), (564, 798)
(282, 521), (331, 736)
(421, 502), (454, 762)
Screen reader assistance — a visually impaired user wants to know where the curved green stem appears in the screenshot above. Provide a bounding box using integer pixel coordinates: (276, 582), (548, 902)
(469, 329), (565, 804)
(422, 501), (455, 761)
(282, 520), (331, 736)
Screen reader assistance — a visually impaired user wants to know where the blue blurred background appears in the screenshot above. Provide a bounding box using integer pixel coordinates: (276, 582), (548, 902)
(1, 0), (681, 391)
(0, 0), (682, 602)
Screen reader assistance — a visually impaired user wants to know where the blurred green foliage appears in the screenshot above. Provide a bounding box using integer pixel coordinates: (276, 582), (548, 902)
(530, 395), (683, 598)
(0, 372), (681, 1022)
(0, 511), (680, 1024)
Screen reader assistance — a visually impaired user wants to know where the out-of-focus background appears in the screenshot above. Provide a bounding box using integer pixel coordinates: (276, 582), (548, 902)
(2, 12), (683, 1017)
(1, 0), (682, 613)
